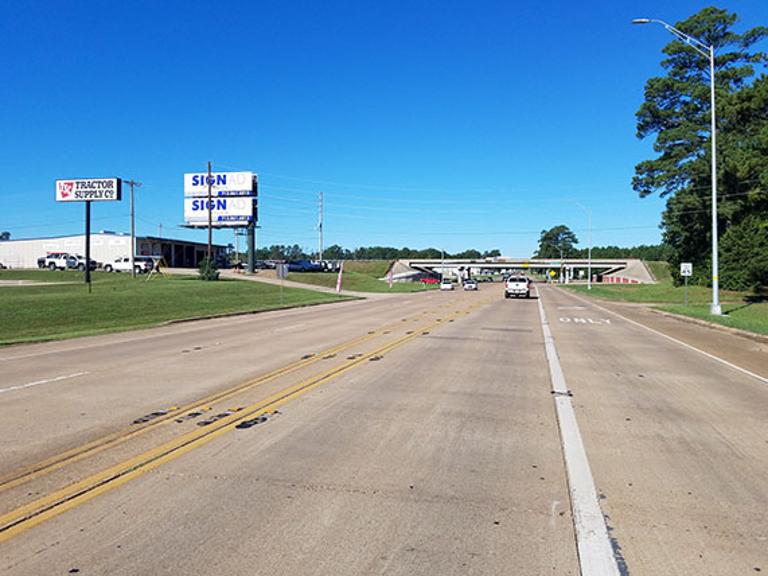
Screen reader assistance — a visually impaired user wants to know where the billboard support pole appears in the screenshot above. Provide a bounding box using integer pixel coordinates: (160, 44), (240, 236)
(207, 161), (213, 265)
(85, 200), (92, 292)
(247, 223), (255, 273)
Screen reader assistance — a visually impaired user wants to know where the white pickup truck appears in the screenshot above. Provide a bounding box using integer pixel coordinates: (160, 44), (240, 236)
(103, 256), (155, 274)
(504, 276), (531, 299)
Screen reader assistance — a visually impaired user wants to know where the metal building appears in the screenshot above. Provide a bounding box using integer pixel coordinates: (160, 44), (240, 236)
(0, 232), (227, 269)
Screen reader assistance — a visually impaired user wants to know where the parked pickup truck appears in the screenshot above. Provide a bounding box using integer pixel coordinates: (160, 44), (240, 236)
(39, 252), (72, 270)
(504, 276), (531, 299)
(103, 256), (155, 274)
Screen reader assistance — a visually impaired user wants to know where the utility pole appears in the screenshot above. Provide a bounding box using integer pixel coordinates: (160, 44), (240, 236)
(158, 223), (163, 238)
(207, 161), (212, 264)
(318, 191), (323, 261)
(124, 179), (143, 278)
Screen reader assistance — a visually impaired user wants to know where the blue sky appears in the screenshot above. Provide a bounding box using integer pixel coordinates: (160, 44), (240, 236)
(1, 0), (766, 256)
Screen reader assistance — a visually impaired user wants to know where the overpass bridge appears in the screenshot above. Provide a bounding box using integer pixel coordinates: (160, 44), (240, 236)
(388, 258), (655, 284)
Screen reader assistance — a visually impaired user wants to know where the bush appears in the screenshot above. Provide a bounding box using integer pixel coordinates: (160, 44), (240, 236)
(198, 258), (220, 281)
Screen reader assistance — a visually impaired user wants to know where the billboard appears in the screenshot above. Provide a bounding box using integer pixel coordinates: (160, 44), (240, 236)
(56, 178), (122, 202)
(184, 197), (256, 225)
(184, 171), (256, 197)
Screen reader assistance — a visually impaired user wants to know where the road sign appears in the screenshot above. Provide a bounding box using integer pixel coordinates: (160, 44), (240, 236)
(55, 178), (122, 202)
(680, 262), (693, 277)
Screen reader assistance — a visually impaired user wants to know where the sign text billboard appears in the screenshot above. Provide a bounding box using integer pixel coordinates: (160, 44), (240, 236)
(184, 172), (255, 197)
(56, 178), (122, 202)
(184, 197), (255, 225)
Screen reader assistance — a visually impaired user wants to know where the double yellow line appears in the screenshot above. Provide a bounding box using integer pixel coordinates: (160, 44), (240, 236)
(0, 300), (486, 542)
(0, 311), (434, 494)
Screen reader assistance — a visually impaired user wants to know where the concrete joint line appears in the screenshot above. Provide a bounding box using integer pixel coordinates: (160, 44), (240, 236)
(537, 295), (620, 576)
(562, 289), (768, 387)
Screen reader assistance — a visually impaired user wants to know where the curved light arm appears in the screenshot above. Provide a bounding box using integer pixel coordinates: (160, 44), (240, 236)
(632, 18), (711, 59)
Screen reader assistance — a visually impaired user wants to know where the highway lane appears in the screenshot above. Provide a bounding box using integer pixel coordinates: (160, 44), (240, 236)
(1, 285), (579, 575)
(3, 281), (766, 575)
(0, 291), (462, 475)
(542, 286), (768, 575)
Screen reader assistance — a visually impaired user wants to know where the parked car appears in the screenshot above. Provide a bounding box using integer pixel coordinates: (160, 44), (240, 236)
(103, 256), (154, 274)
(463, 279), (478, 291)
(439, 277), (454, 291)
(504, 275), (531, 299)
(233, 260), (271, 270)
(287, 259), (323, 272)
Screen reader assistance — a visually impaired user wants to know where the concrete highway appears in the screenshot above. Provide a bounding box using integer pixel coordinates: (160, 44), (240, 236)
(1, 283), (766, 575)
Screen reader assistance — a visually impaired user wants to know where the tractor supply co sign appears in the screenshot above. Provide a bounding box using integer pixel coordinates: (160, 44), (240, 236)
(184, 171), (255, 197)
(56, 178), (122, 202)
(184, 197), (255, 224)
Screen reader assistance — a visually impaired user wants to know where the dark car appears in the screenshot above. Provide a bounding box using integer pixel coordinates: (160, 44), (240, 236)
(287, 259), (323, 272)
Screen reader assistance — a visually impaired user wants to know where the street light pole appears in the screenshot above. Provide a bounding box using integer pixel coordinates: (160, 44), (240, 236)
(633, 18), (721, 315)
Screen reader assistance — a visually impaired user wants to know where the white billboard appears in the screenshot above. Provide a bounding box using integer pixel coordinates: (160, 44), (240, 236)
(55, 178), (122, 202)
(184, 171), (255, 197)
(184, 197), (255, 225)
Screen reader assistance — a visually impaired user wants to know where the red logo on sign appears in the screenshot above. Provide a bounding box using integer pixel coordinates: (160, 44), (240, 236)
(58, 181), (74, 198)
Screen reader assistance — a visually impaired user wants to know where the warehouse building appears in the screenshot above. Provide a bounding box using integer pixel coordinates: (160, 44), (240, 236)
(0, 232), (227, 269)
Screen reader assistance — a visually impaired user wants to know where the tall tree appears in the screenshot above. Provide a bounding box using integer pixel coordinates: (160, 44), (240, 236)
(634, 8), (767, 288)
(634, 7), (766, 198)
(535, 225), (579, 258)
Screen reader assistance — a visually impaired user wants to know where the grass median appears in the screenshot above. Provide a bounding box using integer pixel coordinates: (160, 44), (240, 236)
(287, 261), (436, 293)
(563, 262), (767, 336)
(0, 270), (351, 345)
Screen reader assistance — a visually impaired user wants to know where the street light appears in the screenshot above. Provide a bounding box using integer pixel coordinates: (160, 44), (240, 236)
(633, 17), (721, 315)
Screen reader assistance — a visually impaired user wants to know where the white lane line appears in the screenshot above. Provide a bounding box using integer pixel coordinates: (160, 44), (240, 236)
(561, 289), (768, 386)
(0, 372), (89, 394)
(537, 294), (620, 576)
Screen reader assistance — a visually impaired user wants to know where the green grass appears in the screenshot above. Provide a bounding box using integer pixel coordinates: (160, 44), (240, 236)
(564, 282), (745, 304)
(562, 260), (768, 336)
(287, 270), (435, 293)
(342, 260), (392, 277)
(647, 260), (672, 283)
(0, 271), (350, 345)
(0, 269), (82, 283)
(660, 302), (768, 336)
(286, 260), (436, 293)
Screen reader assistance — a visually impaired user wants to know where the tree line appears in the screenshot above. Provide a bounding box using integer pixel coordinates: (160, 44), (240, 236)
(533, 224), (671, 261)
(250, 245), (503, 261)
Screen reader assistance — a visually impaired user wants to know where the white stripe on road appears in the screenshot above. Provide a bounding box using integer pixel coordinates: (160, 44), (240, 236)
(561, 289), (768, 386)
(537, 294), (620, 576)
(0, 372), (89, 394)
